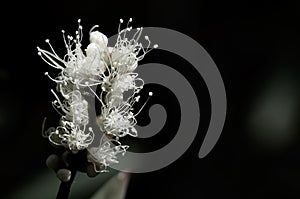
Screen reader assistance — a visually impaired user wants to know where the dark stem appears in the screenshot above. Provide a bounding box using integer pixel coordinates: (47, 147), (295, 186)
(56, 167), (77, 199)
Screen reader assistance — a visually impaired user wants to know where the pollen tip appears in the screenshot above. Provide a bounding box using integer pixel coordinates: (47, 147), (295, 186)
(153, 44), (158, 48)
(120, 19), (123, 23)
(44, 72), (48, 75)
(149, 92), (153, 96)
(45, 39), (49, 43)
(129, 18), (132, 22)
(145, 35), (149, 40)
(78, 19), (81, 23)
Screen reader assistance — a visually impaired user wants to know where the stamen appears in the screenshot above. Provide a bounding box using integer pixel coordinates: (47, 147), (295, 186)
(44, 72), (63, 83)
(133, 92), (153, 117)
(51, 89), (69, 114)
(89, 25), (99, 34)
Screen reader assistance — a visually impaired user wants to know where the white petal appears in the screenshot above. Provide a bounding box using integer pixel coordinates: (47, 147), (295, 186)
(90, 31), (108, 49)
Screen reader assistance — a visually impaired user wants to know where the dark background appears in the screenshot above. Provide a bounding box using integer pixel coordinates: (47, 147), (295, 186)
(1, 0), (300, 198)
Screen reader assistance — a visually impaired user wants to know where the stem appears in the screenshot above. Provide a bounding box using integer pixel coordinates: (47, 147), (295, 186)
(56, 165), (77, 199)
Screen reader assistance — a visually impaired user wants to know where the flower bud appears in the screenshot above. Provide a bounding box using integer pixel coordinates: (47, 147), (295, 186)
(57, 169), (71, 182)
(89, 31), (108, 49)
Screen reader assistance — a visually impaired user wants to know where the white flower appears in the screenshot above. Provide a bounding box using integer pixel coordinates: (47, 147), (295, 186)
(47, 119), (94, 153)
(51, 89), (89, 126)
(89, 29), (108, 50)
(45, 89), (94, 153)
(111, 73), (143, 93)
(37, 19), (107, 88)
(87, 136), (128, 172)
(108, 18), (158, 74)
(104, 73), (143, 106)
(97, 102), (138, 137)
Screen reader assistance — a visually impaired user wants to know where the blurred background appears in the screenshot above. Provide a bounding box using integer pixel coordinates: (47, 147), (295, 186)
(1, 0), (300, 198)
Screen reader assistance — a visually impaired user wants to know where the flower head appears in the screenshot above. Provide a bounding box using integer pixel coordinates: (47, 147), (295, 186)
(97, 102), (138, 137)
(87, 136), (128, 172)
(37, 19), (108, 88)
(43, 89), (94, 153)
(46, 120), (94, 153)
(109, 19), (158, 74)
(39, 18), (157, 171)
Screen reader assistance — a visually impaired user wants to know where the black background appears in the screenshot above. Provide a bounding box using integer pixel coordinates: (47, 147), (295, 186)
(1, 0), (300, 198)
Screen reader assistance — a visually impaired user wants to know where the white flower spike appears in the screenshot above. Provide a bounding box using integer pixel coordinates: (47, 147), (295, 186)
(39, 18), (157, 172)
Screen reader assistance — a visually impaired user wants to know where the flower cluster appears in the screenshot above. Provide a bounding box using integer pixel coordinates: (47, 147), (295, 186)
(38, 19), (157, 172)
